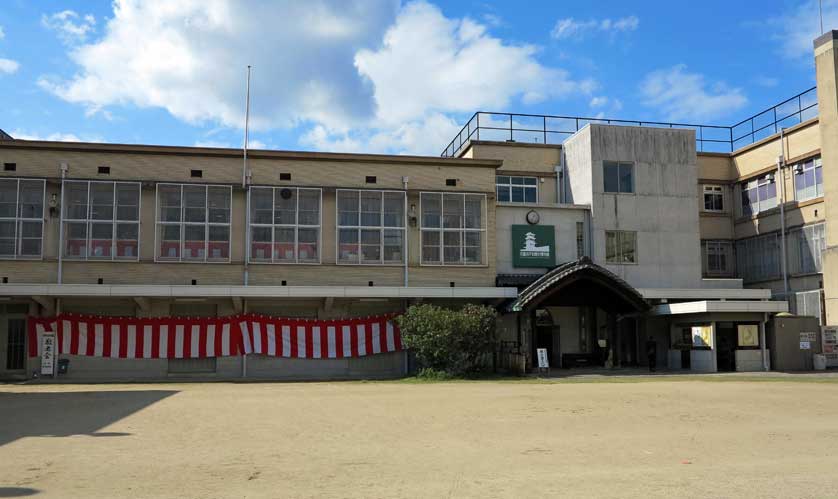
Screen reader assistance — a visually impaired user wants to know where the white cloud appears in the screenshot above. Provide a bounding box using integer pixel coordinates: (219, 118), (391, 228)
(589, 96), (608, 108)
(639, 65), (747, 122)
(754, 75), (779, 88)
(42, 0), (591, 155)
(0, 58), (19, 74)
(9, 130), (98, 142)
(551, 15), (638, 40)
(42, 10), (96, 44)
(767, 0), (838, 58)
(40, 0), (398, 130)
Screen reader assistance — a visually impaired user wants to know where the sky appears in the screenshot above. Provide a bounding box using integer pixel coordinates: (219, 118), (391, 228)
(0, 0), (833, 156)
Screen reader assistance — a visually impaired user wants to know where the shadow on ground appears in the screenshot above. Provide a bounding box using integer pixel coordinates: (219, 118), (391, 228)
(0, 488), (39, 497)
(0, 390), (177, 447)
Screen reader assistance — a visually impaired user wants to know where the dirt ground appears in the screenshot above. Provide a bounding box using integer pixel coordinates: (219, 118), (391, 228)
(2, 378), (838, 498)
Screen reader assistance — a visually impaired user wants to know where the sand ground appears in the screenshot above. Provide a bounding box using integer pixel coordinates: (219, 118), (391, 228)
(2, 378), (838, 498)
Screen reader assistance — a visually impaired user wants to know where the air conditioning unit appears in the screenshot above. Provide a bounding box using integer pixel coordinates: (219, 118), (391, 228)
(765, 173), (775, 183)
(794, 164), (804, 174)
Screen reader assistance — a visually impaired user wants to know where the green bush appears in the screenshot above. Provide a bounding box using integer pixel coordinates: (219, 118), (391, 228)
(396, 303), (497, 375)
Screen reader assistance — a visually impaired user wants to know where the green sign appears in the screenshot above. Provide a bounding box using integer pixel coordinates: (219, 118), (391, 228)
(511, 225), (555, 268)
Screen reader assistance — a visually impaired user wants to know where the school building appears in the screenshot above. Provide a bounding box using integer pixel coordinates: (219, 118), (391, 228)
(3, 31), (838, 380)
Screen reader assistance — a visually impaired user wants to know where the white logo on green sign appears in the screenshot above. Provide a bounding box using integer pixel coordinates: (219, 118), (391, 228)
(520, 232), (550, 258)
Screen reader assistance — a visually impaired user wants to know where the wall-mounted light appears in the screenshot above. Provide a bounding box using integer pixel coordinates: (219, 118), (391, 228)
(408, 204), (418, 227)
(48, 193), (58, 217)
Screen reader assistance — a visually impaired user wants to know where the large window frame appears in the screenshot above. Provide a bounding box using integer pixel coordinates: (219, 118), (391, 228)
(605, 230), (637, 264)
(701, 240), (734, 277)
(155, 183), (232, 263)
(420, 192), (487, 266)
(740, 174), (777, 217)
(603, 161), (634, 194)
(793, 156), (823, 202)
(788, 223), (826, 276)
(702, 185), (724, 212)
(249, 186), (322, 265)
(336, 189), (406, 265)
(735, 233), (780, 283)
(496, 176), (537, 203)
(0, 178), (45, 260)
(62, 180), (141, 261)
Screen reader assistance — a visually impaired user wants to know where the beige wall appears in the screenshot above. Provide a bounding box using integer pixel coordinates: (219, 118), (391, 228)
(0, 143), (500, 288)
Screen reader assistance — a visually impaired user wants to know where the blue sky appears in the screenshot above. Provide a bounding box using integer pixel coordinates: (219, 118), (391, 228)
(0, 0), (831, 155)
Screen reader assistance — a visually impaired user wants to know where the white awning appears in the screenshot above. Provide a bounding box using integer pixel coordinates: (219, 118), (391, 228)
(0, 284), (517, 300)
(638, 288), (771, 300)
(650, 300), (788, 316)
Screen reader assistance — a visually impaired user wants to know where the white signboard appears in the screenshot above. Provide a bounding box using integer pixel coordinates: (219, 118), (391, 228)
(536, 348), (549, 369)
(800, 341), (811, 350)
(41, 332), (56, 376)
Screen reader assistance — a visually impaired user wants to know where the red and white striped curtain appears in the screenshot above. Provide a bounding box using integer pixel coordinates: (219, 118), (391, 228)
(28, 313), (402, 360)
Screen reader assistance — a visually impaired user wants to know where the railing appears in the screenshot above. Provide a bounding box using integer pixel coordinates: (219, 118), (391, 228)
(441, 87), (819, 157)
(730, 87), (818, 149)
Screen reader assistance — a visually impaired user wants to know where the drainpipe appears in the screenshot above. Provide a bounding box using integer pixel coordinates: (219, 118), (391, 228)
(761, 312), (769, 371)
(57, 162), (68, 284)
(777, 129), (789, 298)
(402, 176), (409, 287)
(554, 151), (563, 204)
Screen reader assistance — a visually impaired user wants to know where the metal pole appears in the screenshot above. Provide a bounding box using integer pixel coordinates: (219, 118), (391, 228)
(760, 312), (769, 371)
(242, 66), (251, 286)
(57, 163), (67, 284)
(778, 129), (789, 297)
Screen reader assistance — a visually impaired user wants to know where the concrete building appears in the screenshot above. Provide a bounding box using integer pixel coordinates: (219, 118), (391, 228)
(4, 32), (838, 380)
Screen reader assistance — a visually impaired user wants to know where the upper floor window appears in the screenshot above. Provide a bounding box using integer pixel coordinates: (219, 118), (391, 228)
(735, 233), (780, 283)
(337, 190), (405, 264)
(156, 183), (231, 262)
(62, 180), (140, 260)
(701, 240), (733, 276)
(702, 185), (724, 212)
(421, 192), (485, 265)
(603, 161), (634, 194)
(496, 176), (537, 203)
(740, 174), (777, 216)
(794, 156), (823, 202)
(0, 178), (44, 259)
(605, 230), (636, 264)
(788, 223), (826, 275)
(249, 187), (321, 264)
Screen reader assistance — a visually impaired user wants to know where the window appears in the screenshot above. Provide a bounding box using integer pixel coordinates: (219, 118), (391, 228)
(740, 174), (777, 216)
(0, 178), (45, 259)
(337, 190), (405, 264)
(576, 221), (585, 259)
(701, 240), (733, 276)
(794, 156), (823, 201)
(420, 192), (485, 265)
(605, 230), (636, 264)
(788, 223), (826, 275)
(249, 187), (320, 264)
(702, 185), (724, 212)
(496, 176), (537, 203)
(735, 233), (780, 283)
(156, 183), (231, 262)
(62, 181), (140, 260)
(603, 161), (633, 194)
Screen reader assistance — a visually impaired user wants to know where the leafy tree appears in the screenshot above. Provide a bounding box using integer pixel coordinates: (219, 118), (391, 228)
(396, 303), (497, 375)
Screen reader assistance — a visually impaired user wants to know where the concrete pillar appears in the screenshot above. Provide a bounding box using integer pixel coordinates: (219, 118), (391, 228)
(815, 31), (838, 324)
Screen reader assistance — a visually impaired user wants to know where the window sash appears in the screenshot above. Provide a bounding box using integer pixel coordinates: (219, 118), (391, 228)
(62, 180), (141, 261)
(420, 192), (485, 266)
(794, 157), (823, 202)
(249, 187), (321, 264)
(702, 185), (724, 212)
(603, 162), (633, 194)
(495, 176), (537, 203)
(702, 240), (732, 275)
(605, 230), (636, 264)
(336, 189), (405, 265)
(0, 178), (45, 259)
(741, 174), (777, 216)
(156, 183), (231, 263)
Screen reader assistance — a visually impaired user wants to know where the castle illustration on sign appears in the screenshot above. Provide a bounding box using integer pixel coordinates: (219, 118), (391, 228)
(520, 232), (550, 258)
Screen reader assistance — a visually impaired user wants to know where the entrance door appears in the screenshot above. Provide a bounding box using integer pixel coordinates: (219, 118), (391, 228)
(5, 318), (26, 371)
(716, 327), (737, 372)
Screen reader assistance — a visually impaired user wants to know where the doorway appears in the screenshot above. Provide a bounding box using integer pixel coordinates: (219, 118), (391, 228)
(716, 326), (737, 372)
(5, 318), (25, 371)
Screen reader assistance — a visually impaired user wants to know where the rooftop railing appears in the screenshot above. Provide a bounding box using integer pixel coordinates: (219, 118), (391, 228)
(441, 87), (819, 157)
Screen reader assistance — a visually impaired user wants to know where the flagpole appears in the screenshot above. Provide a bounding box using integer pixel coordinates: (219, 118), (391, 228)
(242, 65), (251, 379)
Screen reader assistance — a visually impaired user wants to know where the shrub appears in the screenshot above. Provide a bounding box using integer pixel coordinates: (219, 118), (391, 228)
(396, 303), (497, 375)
